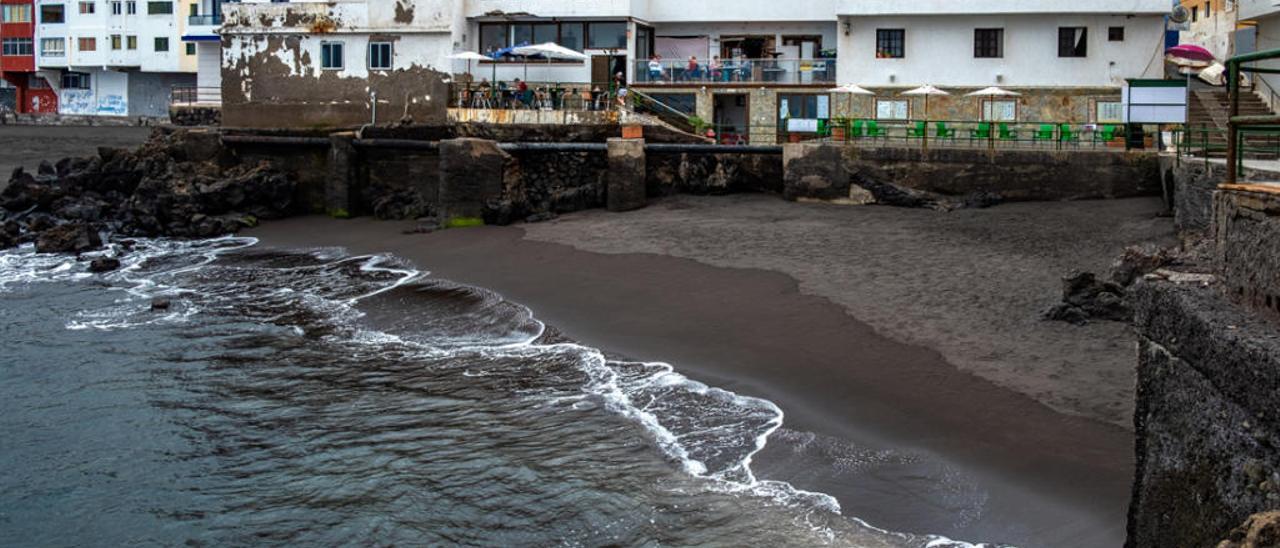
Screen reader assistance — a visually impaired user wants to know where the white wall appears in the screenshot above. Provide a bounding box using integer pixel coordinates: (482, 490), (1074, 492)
(837, 14), (1165, 88)
(59, 68), (128, 115)
(195, 40), (220, 102)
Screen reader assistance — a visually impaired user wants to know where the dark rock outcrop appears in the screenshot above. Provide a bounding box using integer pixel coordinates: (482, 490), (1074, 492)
(88, 257), (121, 273)
(34, 223), (101, 254)
(1218, 511), (1280, 548)
(0, 128), (295, 248)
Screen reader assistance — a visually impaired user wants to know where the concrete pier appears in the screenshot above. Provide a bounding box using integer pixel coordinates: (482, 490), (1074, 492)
(438, 138), (506, 225)
(326, 132), (358, 217)
(606, 138), (646, 212)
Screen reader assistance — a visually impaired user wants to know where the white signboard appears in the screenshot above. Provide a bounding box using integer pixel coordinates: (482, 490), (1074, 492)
(787, 118), (820, 132)
(1122, 82), (1187, 124)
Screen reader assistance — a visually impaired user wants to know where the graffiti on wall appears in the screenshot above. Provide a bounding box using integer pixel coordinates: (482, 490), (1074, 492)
(97, 94), (127, 115)
(60, 89), (94, 114)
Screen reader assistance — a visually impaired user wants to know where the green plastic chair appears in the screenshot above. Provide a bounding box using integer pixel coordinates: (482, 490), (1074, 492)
(850, 119), (865, 138)
(1032, 124), (1055, 142)
(907, 120), (927, 139)
(969, 122), (991, 140)
(935, 122), (956, 139)
(1093, 124), (1118, 144)
(866, 120), (887, 138)
(1059, 124), (1080, 143)
(998, 122), (1018, 141)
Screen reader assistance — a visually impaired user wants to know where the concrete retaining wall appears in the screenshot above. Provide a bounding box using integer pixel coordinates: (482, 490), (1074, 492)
(783, 143), (1162, 204)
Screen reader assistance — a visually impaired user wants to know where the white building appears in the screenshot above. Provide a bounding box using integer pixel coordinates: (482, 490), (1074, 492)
(217, 0), (1171, 138)
(35, 0), (197, 117)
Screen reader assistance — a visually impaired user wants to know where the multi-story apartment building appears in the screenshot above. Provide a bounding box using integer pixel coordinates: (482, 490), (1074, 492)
(34, 0), (196, 117)
(218, 0), (1171, 139)
(1, 0), (56, 112)
(179, 0), (218, 104)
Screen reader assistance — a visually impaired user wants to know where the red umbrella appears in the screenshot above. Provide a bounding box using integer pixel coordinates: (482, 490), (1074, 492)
(1166, 44), (1215, 62)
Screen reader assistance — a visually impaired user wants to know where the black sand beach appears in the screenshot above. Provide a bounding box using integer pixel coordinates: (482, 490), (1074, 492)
(250, 194), (1175, 546)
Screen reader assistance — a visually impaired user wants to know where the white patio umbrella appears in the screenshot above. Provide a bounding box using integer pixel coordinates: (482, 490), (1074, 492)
(511, 42), (589, 83)
(965, 87), (1020, 147)
(902, 84), (950, 149)
(449, 51), (496, 87)
(829, 84), (876, 131)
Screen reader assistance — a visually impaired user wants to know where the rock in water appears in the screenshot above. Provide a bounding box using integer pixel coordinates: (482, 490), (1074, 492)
(150, 298), (171, 311)
(1218, 511), (1280, 548)
(0, 230), (14, 250)
(88, 257), (121, 273)
(35, 223), (102, 254)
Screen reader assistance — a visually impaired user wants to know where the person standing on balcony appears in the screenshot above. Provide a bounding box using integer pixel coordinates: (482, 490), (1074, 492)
(686, 56), (700, 81)
(710, 56), (723, 82)
(648, 56), (664, 82)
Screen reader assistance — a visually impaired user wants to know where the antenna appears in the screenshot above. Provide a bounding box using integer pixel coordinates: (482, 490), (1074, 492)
(1170, 5), (1191, 24)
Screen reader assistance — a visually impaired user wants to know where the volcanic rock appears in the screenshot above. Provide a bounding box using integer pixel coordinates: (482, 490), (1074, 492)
(35, 223), (102, 254)
(88, 257), (121, 273)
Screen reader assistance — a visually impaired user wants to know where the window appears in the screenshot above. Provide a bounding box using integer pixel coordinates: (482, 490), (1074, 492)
(110, 34), (121, 50)
(2, 4), (32, 23)
(981, 99), (1017, 121)
(511, 23), (533, 46)
(974, 28), (1003, 58)
(126, 35), (136, 50)
(1058, 27), (1087, 57)
(29, 77), (49, 89)
(40, 38), (65, 56)
(153, 37), (168, 51)
(2, 38), (33, 56)
(1108, 27), (1125, 42)
(778, 94), (830, 120)
(587, 22), (626, 49)
(184, 42), (194, 55)
(649, 93), (696, 116)
(320, 41), (343, 70)
(78, 37), (96, 51)
(1096, 101), (1123, 123)
(187, 2), (196, 15)
(126, 1), (135, 14)
(40, 4), (64, 23)
(62, 71), (90, 89)
(479, 23), (505, 55)
(1191, 6), (1198, 22)
(368, 41), (392, 70)
(146, 1), (172, 14)
(876, 29), (904, 59)
(559, 22), (583, 52)
(110, 1), (121, 15)
(876, 99), (909, 120)
(78, 1), (94, 14)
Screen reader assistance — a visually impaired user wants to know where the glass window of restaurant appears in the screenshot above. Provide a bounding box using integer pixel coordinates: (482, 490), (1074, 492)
(778, 94), (830, 120)
(587, 22), (627, 50)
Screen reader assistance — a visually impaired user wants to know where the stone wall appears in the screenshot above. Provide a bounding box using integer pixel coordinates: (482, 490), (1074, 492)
(782, 143), (1161, 204)
(169, 105), (222, 127)
(1214, 186), (1280, 319)
(1163, 158), (1280, 241)
(647, 152), (783, 196)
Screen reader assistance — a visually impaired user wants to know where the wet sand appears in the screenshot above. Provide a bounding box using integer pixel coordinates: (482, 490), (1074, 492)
(0, 126), (152, 190)
(249, 195), (1173, 547)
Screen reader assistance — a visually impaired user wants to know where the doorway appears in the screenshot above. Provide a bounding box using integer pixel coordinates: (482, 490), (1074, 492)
(591, 55), (627, 89)
(713, 93), (749, 144)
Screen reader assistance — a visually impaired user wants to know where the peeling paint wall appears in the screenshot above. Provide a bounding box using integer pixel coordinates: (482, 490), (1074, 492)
(221, 1), (452, 128)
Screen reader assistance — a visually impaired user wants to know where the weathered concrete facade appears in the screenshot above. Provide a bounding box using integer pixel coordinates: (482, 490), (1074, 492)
(219, 1), (453, 129)
(782, 143), (1160, 204)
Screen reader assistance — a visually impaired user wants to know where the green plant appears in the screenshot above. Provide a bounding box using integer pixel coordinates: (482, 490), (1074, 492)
(446, 216), (485, 229)
(327, 208), (351, 219)
(688, 115), (709, 134)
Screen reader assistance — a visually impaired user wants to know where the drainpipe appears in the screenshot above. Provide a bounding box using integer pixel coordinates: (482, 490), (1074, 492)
(370, 90), (378, 125)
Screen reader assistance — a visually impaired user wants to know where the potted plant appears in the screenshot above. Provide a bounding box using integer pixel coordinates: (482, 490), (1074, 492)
(831, 117), (851, 141)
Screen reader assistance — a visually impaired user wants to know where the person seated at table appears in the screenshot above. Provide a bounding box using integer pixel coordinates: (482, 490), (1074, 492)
(686, 56), (700, 81)
(648, 55), (664, 82)
(710, 56), (723, 82)
(736, 57), (752, 82)
(514, 78), (530, 107)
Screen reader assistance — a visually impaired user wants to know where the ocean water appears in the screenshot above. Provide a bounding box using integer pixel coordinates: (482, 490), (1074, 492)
(0, 237), (995, 547)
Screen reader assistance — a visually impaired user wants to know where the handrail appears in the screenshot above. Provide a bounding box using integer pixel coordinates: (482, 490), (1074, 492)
(1225, 47), (1280, 183)
(628, 87), (696, 128)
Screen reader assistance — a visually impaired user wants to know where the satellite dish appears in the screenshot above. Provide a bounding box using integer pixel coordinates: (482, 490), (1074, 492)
(1170, 5), (1190, 24)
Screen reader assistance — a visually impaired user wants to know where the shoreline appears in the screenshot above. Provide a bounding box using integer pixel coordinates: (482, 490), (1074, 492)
(247, 198), (1165, 546)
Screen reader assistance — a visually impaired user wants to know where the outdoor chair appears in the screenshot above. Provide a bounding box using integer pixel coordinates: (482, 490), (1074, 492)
(1093, 124), (1119, 145)
(850, 119), (866, 139)
(998, 123), (1018, 141)
(1032, 124), (1055, 143)
(1059, 124), (1081, 145)
(907, 120), (927, 139)
(866, 120), (887, 139)
(935, 122), (956, 140)
(969, 122), (991, 141)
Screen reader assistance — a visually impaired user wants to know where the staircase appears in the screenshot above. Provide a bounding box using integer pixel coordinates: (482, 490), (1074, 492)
(1187, 89), (1279, 158)
(629, 88), (699, 135)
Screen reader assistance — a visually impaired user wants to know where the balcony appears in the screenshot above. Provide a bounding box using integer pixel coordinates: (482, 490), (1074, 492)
(188, 14), (222, 25)
(633, 58), (835, 86)
(184, 14), (222, 40)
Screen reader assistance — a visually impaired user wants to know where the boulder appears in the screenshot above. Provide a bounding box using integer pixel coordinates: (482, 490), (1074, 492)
(0, 230), (14, 250)
(35, 223), (102, 254)
(150, 298), (171, 311)
(1218, 511), (1280, 548)
(88, 257), (121, 273)
(1110, 244), (1173, 286)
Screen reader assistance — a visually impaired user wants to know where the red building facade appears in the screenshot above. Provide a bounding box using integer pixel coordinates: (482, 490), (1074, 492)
(0, 0), (55, 113)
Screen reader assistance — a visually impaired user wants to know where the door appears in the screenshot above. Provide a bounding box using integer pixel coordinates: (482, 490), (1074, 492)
(713, 93), (749, 144)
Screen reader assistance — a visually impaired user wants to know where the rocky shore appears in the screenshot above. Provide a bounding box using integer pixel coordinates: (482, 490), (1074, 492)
(0, 128), (295, 255)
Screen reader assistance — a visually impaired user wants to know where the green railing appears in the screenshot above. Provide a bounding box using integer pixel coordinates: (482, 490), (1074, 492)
(1226, 47), (1280, 182)
(807, 119), (1132, 150)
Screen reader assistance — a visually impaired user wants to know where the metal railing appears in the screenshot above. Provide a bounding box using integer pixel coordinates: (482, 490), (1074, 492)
(171, 85), (221, 105)
(188, 14), (222, 26)
(1225, 47), (1280, 183)
(812, 119), (1136, 150)
(450, 82), (625, 111)
(633, 58), (836, 85)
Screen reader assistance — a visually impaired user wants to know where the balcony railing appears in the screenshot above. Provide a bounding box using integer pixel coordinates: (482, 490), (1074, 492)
(634, 58), (836, 86)
(188, 14), (222, 26)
